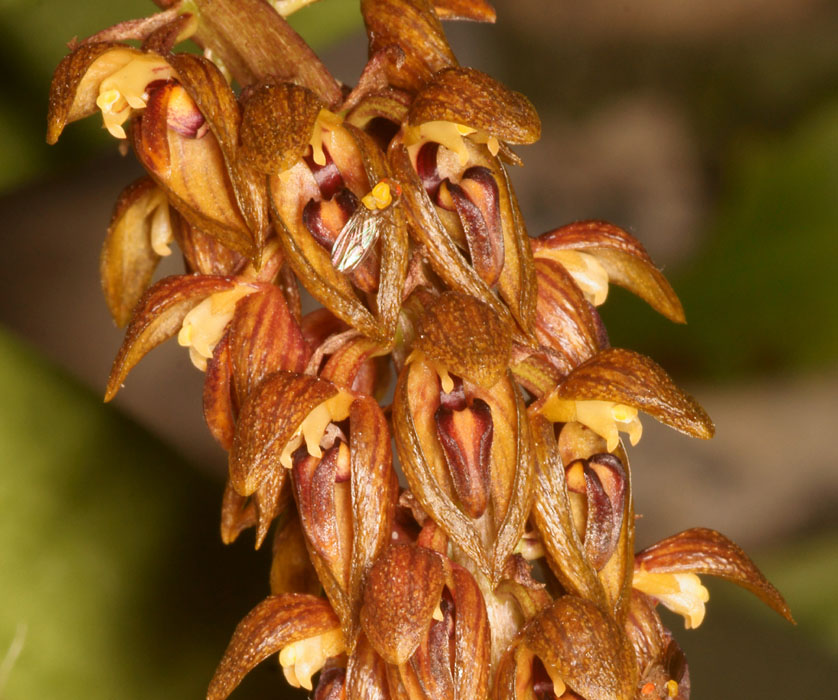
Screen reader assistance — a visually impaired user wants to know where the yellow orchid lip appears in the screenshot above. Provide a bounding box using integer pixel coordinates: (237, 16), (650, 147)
(96, 54), (174, 138)
(278, 389), (355, 469)
(279, 627), (345, 691)
(541, 396), (643, 452)
(405, 120), (500, 167)
(309, 109), (344, 166)
(632, 569), (710, 630)
(177, 285), (257, 371)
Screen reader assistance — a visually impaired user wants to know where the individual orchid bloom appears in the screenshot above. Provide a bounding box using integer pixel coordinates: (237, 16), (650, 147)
(632, 528), (793, 630)
(495, 595), (637, 700)
(360, 541), (491, 700)
(47, 44), (175, 144)
(531, 221), (686, 323)
(239, 83), (409, 345)
(104, 241), (290, 400)
(394, 292), (535, 585)
(291, 394), (398, 641)
(389, 66), (541, 333)
(207, 593), (345, 700)
(529, 414), (635, 617)
(100, 177), (175, 327)
(534, 347), (715, 453)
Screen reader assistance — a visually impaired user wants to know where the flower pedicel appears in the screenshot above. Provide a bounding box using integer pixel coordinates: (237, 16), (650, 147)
(47, 1), (793, 698)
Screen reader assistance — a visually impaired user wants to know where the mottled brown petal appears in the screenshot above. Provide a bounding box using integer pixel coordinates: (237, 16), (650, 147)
(451, 565), (491, 700)
(174, 217), (245, 276)
(414, 290), (511, 388)
(624, 590), (667, 672)
(550, 348), (715, 439)
(168, 53), (271, 247)
(229, 371), (339, 495)
(319, 335), (388, 394)
(203, 331), (236, 450)
(635, 528), (793, 622)
(240, 83), (323, 175)
(133, 83), (257, 259)
(294, 445), (349, 591)
(347, 634), (392, 700)
(524, 596), (636, 700)
(207, 594), (340, 700)
(433, 0), (496, 22)
(531, 220), (685, 323)
(100, 177), (167, 327)
(486, 379), (536, 584)
(270, 510), (320, 596)
(409, 598), (455, 700)
(529, 414), (608, 608)
(105, 274), (236, 401)
(361, 0), (457, 93)
(220, 480), (257, 545)
(254, 463), (287, 548)
(191, 0), (341, 104)
(360, 544), (446, 665)
(534, 257), (603, 373)
(47, 43), (142, 143)
(349, 397), (398, 640)
(410, 67), (540, 144)
(314, 665), (347, 700)
(227, 285), (311, 403)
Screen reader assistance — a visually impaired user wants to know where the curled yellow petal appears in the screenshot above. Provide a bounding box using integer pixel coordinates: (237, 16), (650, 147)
(279, 627), (345, 690)
(632, 569), (709, 630)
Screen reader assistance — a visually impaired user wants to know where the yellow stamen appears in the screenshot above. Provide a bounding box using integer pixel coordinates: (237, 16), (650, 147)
(632, 570), (710, 630)
(666, 680), (679, 697)
(432, 602), (444, 621)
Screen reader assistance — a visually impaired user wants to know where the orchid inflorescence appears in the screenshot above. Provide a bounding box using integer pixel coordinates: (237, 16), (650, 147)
(48, 1), (793, 698)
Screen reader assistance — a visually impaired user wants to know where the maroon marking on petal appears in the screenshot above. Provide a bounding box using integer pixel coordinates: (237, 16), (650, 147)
(416, 142), (443, 199)
(366, 116), (400, 151)
(438, 374), (466, 410)
(304, 145), (344, 200)
(445, 177), (504, 287)
(435, 397), (493, 519)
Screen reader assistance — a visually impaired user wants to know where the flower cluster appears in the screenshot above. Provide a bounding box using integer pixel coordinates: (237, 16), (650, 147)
(48, 1), (792, 698)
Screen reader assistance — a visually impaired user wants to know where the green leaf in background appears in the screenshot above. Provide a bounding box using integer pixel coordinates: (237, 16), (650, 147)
(603, 100), (838, 379)
(0, 326), (278, 699)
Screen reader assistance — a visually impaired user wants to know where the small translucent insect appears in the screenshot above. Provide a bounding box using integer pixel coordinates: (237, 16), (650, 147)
(330, 180), (398, 273)
(330, 206), (383, 273)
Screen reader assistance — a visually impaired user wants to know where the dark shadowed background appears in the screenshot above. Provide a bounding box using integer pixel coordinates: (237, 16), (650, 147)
(0, 0), (836, 697)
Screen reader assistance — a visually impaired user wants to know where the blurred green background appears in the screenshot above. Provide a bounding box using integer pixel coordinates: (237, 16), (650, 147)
(0, 0), (836, 697)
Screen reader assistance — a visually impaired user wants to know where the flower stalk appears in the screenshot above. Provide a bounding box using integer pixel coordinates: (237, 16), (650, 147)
(47, 1), (793, 698)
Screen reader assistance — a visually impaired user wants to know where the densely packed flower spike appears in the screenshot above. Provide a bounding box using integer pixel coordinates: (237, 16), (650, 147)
(48, 1), (793, 698)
